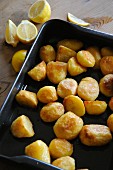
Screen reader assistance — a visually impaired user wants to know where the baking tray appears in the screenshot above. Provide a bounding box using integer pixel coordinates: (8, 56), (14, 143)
(0, 19), (113, 170)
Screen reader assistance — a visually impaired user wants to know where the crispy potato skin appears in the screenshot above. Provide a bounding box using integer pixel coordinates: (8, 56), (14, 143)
(11, 115), (34, 138)
(52, 156), (75, 170)
(109, 97), (113, 111)
(79, 124), (112, 146)
(57, 78), (78, 98)
(25, 140), (51, 163)
(40, 102), (64, 122)
(47, 61), (67, 84)
(99, 74), (113, 97)
(84, 100), (107, 115)
(28, 61), (46, 81)
(49, 138), (73, 159)
(101, 47), (113, 57)
(100, 56), (113, 75)
(77, 77), (99, 101)
(107, 114), (113, 133)
(37, 86), (58, 103)
(16, 90), (38, 108)
(53, 111), (83, 140)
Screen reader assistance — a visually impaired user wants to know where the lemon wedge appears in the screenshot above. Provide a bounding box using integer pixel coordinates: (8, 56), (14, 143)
(67, 13), (90, 27)
(5, 19), (19, 47)
(12, 50), (27, 72)
(17, 20), (38, 44)
(28, 0), (51, 23)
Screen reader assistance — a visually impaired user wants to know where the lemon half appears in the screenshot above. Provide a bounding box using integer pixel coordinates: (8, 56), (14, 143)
(28, 0), (51, 23)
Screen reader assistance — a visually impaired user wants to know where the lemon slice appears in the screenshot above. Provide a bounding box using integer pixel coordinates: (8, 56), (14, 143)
(5, 19), (19, 47)
(28, 0), (51, 23)
(12, 50), (27, 72)
(17, 20), (38, 44)
(67, 13), (90, 27)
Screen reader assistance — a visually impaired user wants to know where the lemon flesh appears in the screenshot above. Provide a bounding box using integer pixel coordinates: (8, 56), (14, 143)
(28, 0), (51, 23)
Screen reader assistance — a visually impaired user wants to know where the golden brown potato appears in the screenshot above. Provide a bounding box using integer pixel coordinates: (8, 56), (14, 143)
(25, 140), (51, 163)
(57, 78), (78, 98)
(49, 138), (73, 159)
(107, 114), (113, 132)
(37, 86), (58, 103)
(40, 102), (64, 122)
(79, 124), (112, 146)
(77, 50), (95, 67)
(100, 56), (113, 75)
(67, 57), (87, 76)
(52, 156), (75, 170)
(47, 61), (67, 84)
(57, 38), (83, 51)
(56, 45), (76, 62)
(53, 111), (83, 140)
(28, 61), (46, 81)
(99, 74), (113, 97)
(101, 46), (113, 57)
(87, 46), (101, 69)
(77, 77), (99, 101)
(11, 115), (34, 138)
(63, 95), (85, 117)
(16, 90), (38, 108)
(109, 97), (113, 111)
(84, 100), (107, 115)
(39, 45), (56, 63)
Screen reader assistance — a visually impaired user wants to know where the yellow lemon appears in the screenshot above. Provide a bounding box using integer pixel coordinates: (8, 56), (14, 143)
(28, 0), (51, 23)
(67, 13), (90, 27)
(5, 19), (19, 47)
(12, 50), (27, 72)
(17, 20), (38, 44)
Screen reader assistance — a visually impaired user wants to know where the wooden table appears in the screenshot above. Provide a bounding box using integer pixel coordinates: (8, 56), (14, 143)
(0, 0), (113, 169)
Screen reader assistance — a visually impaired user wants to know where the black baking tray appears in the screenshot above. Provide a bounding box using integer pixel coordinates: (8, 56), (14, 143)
(0, 19), (113, 170)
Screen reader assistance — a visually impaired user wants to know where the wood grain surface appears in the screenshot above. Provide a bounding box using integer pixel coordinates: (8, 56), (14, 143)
(1, 0), (113, 169)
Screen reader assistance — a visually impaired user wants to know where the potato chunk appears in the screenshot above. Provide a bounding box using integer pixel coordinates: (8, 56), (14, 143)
(40, 102), (64, 122)
(37, 86), (58, 103)
(52, 156), (75, 170)
(28, 61), (46, 81)
(47, 61), (67, 84)
(107, 114), (113, 133)
(53, 111), (83, 140)
(11, 115), (34, 138)
(39, 45), (56, 63)
(56, 45), (76, 62)
(63, 95), (85, 117)
(99, 74), (113, 97)
(84, 100), (107, 115)
(16, 90), (38, 108)
(77, 77), (99, 101)
(67, 57), (87, 76)
(57, 78), (78, 98)
(101, 46), (113, 56)
(79, 124), (112, 146)
(49, 138), (73, 159)
(25, 140), (51, 163)
(100, 56), (113, 75)
(77, 50), (95, 67)
(109, 97), (113, 111)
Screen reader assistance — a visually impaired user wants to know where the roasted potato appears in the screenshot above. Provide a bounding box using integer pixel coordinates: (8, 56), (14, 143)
(52, 156), (75, 170)
(79, 124), (112, 146)
(57, 78), (78, 98)
(109, 97), (113, 111)
(11, 115), (34, 138)
(28, 61), (46, 81)
(107, 114), (113, 133)
(101, 46), (113, 57)
(40, 102), (64, 122)
(100, 56), (113, 75)
(25, 140), (51, 163)
(37, 86), (58, 103)
(49, 138), (73, 159)
(39, 45), (56, 63)
(56, 45), (76, 62)
(53, 111), (83, 140)
(16, 90), (38, 108)
(47, 61), (67, 84)
(99, 74), (113, 97)
(84, 100), (107, 115)
(67, 57), (87, 76)
(63, 95), (85, 117)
